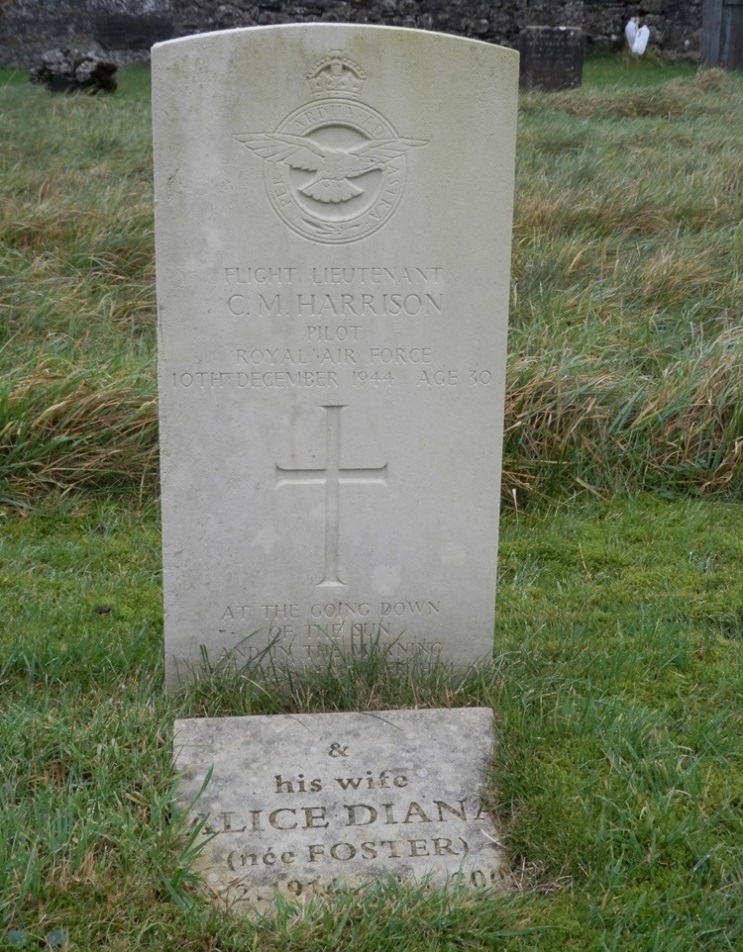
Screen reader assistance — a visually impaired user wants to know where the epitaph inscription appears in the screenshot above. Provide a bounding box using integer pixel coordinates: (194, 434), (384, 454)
(175, 708), (505, 909)
(153, 26), (518, 687)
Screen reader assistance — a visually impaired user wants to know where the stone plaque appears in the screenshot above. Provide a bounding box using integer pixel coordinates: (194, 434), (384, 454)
(519, 26), (583, 91)
(152, 26), (518, 687)
(175, 708), (504, 908)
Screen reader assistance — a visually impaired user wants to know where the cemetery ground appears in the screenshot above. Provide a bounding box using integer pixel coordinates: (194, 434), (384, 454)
(1, 53), (742, 950)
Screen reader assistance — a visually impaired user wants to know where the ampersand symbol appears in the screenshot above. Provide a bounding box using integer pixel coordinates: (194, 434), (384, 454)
(328, 743), (348, 758)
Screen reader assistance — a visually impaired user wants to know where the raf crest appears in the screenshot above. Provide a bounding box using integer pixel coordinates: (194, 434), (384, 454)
(234, 51), (427, 244)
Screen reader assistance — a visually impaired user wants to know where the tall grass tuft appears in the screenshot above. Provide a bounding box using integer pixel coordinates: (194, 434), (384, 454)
(0, 358), (158, 501)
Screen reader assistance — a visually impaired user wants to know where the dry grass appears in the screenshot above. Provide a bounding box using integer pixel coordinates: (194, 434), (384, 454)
(0, 360), (158, 502)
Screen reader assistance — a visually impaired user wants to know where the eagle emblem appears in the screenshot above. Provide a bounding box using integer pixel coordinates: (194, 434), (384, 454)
(234, 51), (428, 244)
(235, 133), (427, 205)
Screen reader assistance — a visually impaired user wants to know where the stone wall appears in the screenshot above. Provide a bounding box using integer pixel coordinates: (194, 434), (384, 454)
(0, 0), (177, 66)
(583, 1), (703, 55)
(0, 0), (703, 68)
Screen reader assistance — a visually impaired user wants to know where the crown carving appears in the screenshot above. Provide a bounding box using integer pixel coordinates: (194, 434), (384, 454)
(306, 51), (366, 98)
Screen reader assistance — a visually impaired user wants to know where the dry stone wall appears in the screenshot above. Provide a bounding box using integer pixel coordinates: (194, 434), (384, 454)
(0, 0), (703, 67)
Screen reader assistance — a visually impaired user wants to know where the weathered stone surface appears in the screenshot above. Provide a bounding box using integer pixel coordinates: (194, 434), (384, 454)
(29, 48), (118, 93)
(0, 0), (177, 67)
(153, 25), (518, 687)
(175, 708), (504, 908)
(519, 25), (583, 91)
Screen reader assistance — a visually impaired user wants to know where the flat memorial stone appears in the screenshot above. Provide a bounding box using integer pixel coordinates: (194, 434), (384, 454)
(175, 708), (504, 908)
(152, 26), (518, 687)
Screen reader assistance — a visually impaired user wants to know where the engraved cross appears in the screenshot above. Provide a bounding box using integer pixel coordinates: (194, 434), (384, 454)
(276, 405), (388, 587)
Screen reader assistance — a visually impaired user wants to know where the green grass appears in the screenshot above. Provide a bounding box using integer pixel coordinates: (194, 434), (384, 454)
(1, 496), (741, 949)
(1, 53), (743, 950)
(583, 51), (698, 88)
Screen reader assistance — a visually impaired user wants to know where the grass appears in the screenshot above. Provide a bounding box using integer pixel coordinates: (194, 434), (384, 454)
(1, 53), (742, 950)
(583, 51), (699, 88)
(1, 495), (741, 949)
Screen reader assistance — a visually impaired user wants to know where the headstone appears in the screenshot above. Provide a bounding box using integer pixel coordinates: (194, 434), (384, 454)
(519, 26), (583, 91)
(152, 25), (518, 688)
(175, 708), (504, 908)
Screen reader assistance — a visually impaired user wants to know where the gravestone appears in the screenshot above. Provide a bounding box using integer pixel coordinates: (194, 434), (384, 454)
(175, 708), (504, 908)
(152, 25), (518, 688)
(519, 25), (583, 90)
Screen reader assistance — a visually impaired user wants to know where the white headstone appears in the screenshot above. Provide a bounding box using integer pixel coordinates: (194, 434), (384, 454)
(175, 708), (504, 908)
(153, 25), (518, 687)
